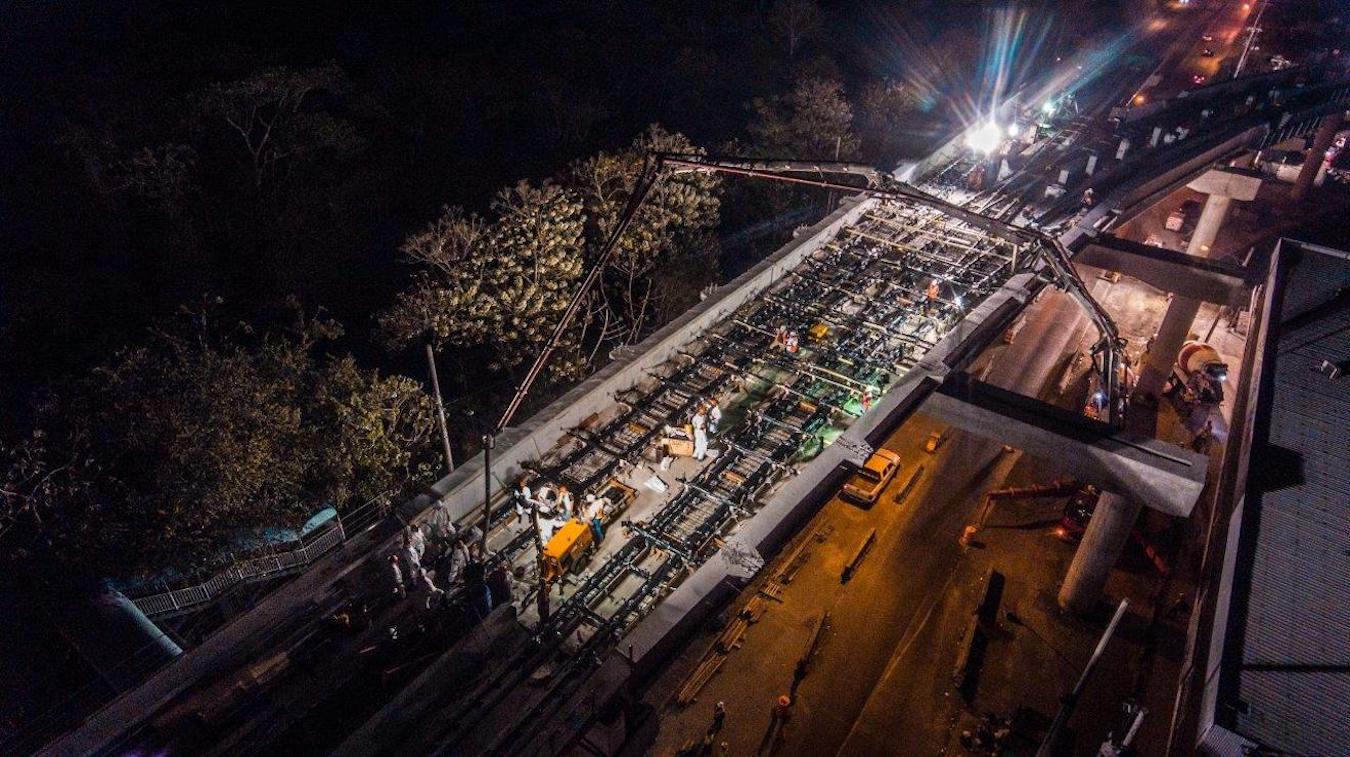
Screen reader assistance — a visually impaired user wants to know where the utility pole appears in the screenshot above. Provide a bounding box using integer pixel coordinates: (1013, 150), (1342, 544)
(480, 432), (493, 557)
(826, 135), (842, 211)
(425, 343), (456, 475)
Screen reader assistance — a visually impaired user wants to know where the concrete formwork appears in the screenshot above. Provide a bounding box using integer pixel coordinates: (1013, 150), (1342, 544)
(609, 272), (1048, 674)
(400, 194), (879, 530)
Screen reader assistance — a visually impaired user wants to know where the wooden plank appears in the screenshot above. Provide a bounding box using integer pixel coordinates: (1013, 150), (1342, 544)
(715, 617), (748, 653)
(759, 581), (785, 602)
(676, 654), (726, 706)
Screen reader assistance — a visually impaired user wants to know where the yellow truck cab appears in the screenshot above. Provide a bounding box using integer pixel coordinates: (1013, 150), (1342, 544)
(540, 478), (638, 584)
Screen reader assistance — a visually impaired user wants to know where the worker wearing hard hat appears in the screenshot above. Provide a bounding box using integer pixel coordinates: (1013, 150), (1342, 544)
(555, 484), (575, 518)
(512, 477), (540, 523)
(707, 397), (723, 435)
(925, 280), (940, 315)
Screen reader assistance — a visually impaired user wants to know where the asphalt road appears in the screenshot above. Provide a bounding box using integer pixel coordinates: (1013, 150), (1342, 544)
(1143, 0), (1260, 101)
(649, 413), (1019, 755)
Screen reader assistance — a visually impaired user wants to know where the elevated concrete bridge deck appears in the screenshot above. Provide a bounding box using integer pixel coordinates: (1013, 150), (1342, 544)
(45, 58), (1341, 756)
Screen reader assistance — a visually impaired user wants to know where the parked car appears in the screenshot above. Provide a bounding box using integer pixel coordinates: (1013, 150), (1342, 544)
(841, 448), (903, 506)
(1165, 208), (1187, 231)
(1165, 199), (1200, 231)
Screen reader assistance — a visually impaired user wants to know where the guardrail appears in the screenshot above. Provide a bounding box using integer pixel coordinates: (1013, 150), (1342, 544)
(130, 520), (346, 619)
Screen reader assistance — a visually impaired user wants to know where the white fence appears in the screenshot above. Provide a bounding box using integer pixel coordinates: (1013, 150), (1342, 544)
(131, 521), (346, 619)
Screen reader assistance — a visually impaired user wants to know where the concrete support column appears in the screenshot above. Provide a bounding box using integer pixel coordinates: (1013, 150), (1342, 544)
(1059, 491), (1144, 614)
(1134, 294), (1202, 400)
(1133, 169), (1261, 406)
(1291, 114), (1342, 202)
(1185, 194), (1232, 257)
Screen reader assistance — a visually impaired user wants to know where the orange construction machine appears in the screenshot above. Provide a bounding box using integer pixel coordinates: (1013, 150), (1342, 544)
(540, 478), (638, 584)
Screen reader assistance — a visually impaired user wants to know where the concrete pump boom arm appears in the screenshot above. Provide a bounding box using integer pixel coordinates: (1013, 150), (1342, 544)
(659, 152), (1125, 422)
(493, 150), (1126, 436)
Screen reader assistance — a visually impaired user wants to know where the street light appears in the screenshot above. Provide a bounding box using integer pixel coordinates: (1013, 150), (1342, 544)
(966, 121), (1005, 155)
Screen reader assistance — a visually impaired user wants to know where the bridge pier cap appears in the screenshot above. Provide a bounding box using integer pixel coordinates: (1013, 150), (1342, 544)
(1184, 167), (1261, 257)
(1185, 167), (1262, 201)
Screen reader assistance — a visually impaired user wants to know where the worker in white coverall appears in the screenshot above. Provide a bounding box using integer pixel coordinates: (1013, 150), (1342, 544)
(557, 485), (575, 519)
(584, 493), (608, 543)
(691, 404), (709, 461)
(513, 478), (535, 522)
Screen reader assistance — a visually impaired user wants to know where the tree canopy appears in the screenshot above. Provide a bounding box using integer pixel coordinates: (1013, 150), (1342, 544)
(193, 63), (363, 194)
(570, 125), (722, 347)
(384, 125), (721, 378)
(747, 76), (859, 161)
(767, 0), (823, 59)
(855, 79), (926, 166)
(1, 301), (436, 578)
(381, 180), (588, 377)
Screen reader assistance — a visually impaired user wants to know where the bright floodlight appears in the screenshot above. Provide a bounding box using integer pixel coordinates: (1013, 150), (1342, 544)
(1042, 101), (1056, 114)
(966, 121), (1004, 154)
(1007, 123), (1021, 138)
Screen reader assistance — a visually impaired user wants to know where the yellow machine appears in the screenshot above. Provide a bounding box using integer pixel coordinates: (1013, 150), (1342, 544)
(540, 478), (638, 584)
(660, 425), (696, 458)
(543, 519), (593, 584)
(662, 437), (696, 457)
(808, 322), (829, 341)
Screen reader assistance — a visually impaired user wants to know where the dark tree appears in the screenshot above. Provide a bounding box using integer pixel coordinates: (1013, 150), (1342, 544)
(1, 300), (436, 578)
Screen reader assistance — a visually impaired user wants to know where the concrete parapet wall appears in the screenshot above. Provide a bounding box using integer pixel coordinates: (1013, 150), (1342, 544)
(1116, 126), (1269, 215)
